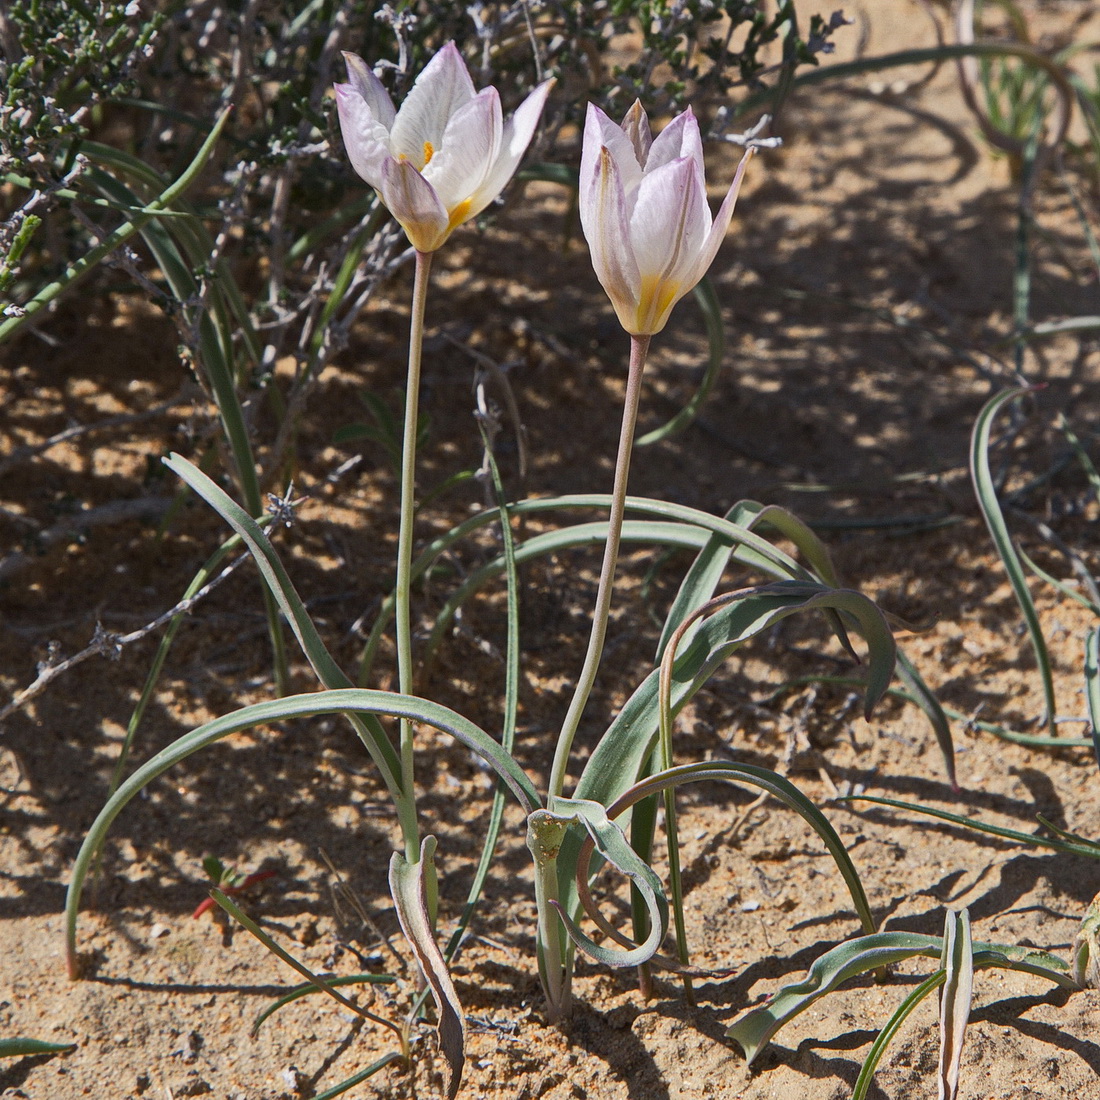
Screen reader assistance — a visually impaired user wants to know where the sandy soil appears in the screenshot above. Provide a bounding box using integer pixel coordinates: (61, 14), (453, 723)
(2, 2), (1100, 1098)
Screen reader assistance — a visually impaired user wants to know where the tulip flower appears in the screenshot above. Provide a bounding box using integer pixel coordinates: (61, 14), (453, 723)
(335, 43), (553, 253)
(579, 100), (754, 336)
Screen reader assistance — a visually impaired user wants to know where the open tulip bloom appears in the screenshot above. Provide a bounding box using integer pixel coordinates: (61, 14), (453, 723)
(335, 43), (553, 254)
(579, 100), (754, 336)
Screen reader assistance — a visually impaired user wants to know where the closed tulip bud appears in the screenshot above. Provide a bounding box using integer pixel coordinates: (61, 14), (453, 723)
(579, 100), (754, 336)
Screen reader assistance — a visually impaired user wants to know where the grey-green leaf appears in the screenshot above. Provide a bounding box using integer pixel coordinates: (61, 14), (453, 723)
(390, 837), (465, 1100)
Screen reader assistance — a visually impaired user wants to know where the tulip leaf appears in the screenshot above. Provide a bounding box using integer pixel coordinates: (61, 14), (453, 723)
(842, 794), (1100, 859)
(728, 931), (944, 1064)
(164, 453), (404, 798)
(970, 386), (1057, 733)
(575, 580), (894, 819)
(65, 689), (540, 976)
(852, 971), (946, 1100)
(252, 973), (397, 1036)
(655, 500), (839, 663)
(0, 1038), (76, 1058)
(390, 838), (465, 1100)
(358, 493), (816, 683)
(425, 520), (712, 659)
(575, 760), (876, 943)
(211, 890), (401, 1040)
(938, 909), (974, 1100)
(547, 798), (669, 969)
(726, 929), (1072, 1065)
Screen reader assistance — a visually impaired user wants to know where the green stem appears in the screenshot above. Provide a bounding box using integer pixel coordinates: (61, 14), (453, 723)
(396, 249), (433, 861)
(549, 334), (652, 802)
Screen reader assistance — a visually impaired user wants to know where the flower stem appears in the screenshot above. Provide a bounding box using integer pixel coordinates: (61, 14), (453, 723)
(395, 248), (433, 861)
(549, 333), (651, 802)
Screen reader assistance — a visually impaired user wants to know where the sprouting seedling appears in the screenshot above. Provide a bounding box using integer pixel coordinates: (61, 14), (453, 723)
(191, 856), (277, 919)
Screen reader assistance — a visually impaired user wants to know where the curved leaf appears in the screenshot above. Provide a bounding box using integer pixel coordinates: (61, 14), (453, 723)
(970, 387), (1057, 733)
(726, 929), (1071, 1064)
(164, 454), (404, 798)
(358, 493), (816, 683)
(252, 973), (396, 1036)
(852, 971), (946, 1100)
(575, 580), (894, 822)
(574, 760), (876, 944)
(66, 689), (540, 976)
(390, 837), (465, 1100)
(547, 798), (668, 969)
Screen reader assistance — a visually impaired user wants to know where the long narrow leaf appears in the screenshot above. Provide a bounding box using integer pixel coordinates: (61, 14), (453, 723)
(728, 932), (943, 1064)
(575, 761), (876, 943)
(164, 454), (403, 796)
(425, 521), (711, 659)
(252, 973), (396, 1035)
(390, 837), (465, 1100)
(727, 930), (1071, 1064)
(570, 581), (894, 872)
(548, 798), (669, 969)
(359, 493), (815, 683)
(842, 794), (1100, 859)
(212, 891), (402, 1040)
(1087, 628), (1100, 773)
(938, 909), (974, 1100)
(311, 1052), (406, 1100)
(65, 689), (540, 976)
(970, 388), (1057, 733)
(853, 971), (946, 1100)
(0, 1038), (76, 1058)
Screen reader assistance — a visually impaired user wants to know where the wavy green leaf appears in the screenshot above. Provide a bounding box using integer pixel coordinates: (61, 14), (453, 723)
(548, 797), (669, 969)
(727, 930), (1071, 1064)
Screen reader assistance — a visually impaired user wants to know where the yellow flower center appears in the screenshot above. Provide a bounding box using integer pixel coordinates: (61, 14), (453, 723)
(423, 140), (435, 164)
(445, 197), (473, 233)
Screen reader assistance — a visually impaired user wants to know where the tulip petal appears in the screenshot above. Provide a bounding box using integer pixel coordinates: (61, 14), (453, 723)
(627, 156), (710, 333)
(579, 145), (641, 331)
(467, 78), (555, 217)
(335, 82), (394, 190)
(390, 41), (476, 167)
(580, 104), (644, 214)
(646, 108), (704, 178)
(422, 88), (502, 214)
(630, 155), (710, 287)
(381, 157), (450, 253)
(342, 52), (396, 130)
(691, 147), (755, 288)
(620, 100), (652, 167)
